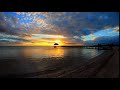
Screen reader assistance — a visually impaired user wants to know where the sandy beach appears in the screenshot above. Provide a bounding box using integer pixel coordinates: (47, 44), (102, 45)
(95, 47), (119, 78)
(0, 47), (119, 78)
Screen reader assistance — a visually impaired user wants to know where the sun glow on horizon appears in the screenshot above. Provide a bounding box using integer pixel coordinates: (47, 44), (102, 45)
(8, 39), (64, 46)
(54, 40), (65, 46)
(0, 12), (119, 46)
(55, 40), (60, 45)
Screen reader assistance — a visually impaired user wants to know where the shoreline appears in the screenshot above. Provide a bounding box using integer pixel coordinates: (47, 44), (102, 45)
(35, 48), (118, 78)
(0, 47), (119, 78)
(28, 50), (116, 78)
(95, 47), (119, 78)
(57, 47), (119, 78)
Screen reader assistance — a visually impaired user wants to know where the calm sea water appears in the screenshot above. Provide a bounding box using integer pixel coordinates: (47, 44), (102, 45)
(0, 46), (104, 60)
(0, 46), (104, 76)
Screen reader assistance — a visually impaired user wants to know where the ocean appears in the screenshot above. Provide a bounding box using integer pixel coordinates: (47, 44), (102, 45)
(0, 46), (104, 77)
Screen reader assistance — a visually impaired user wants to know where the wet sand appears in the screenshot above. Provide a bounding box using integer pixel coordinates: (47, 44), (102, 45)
(0, 47), (119, 78)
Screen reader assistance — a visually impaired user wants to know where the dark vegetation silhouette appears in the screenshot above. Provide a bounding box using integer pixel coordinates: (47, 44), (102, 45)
(54, 43), (59, 48)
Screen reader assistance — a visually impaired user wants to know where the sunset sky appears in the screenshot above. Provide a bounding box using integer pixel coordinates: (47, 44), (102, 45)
(0, 12), (119, 46)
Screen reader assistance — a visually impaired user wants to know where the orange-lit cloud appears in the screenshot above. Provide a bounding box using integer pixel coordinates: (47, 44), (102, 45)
(0, 12), (119, 46)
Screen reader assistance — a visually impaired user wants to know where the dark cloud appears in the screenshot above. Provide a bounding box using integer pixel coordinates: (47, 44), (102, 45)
(0, 12), (18, 35)
(0, 12), (119, 45)
(0, 12), (119, 37)
(46, 12), (119, 37)
(84, 35), (119, 46)
(0, 33), (31, 44)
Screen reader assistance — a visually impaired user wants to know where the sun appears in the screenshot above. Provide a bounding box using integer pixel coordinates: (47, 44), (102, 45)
(55, 40), (60, 44)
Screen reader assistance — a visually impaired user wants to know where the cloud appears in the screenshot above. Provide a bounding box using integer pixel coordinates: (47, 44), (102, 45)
(113, 27), (119, 32)
(44, 12), (119, 37)
(0, 12), (19, 35)
(113, 29), (119, 32)
(0, 33), (30, 44)
(0, 12), (119, 46)
(32, 34), (66, 39)
(1, 12), (119, 37)
(84, 35), (119, 46)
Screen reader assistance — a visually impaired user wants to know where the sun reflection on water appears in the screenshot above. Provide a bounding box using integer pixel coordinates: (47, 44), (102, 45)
(22, 47), (65, 59)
